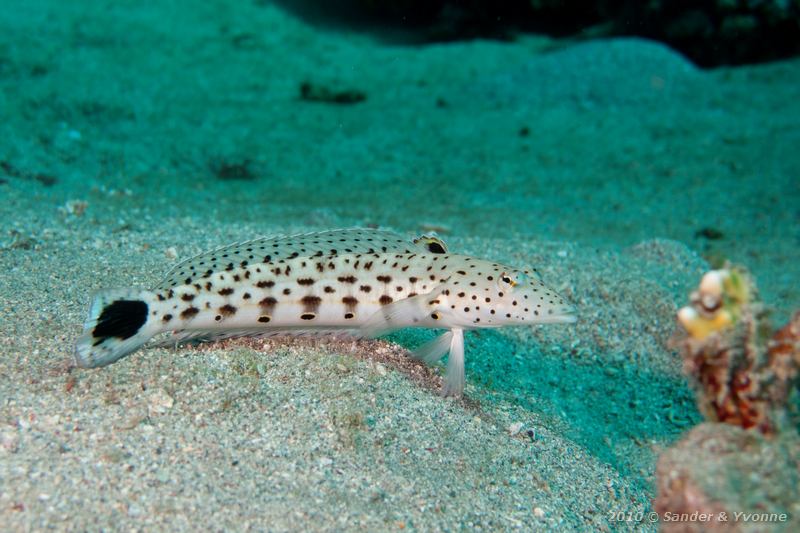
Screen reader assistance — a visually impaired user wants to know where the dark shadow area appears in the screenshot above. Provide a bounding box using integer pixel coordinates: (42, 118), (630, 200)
(267, 0), (615, 43)
(265, 0), (800, 67)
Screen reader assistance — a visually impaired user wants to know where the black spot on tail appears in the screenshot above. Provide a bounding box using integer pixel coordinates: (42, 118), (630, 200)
(92, 300), (148, 342)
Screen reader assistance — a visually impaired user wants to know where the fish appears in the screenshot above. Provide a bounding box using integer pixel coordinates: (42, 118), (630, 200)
(75, 228), (576, 396)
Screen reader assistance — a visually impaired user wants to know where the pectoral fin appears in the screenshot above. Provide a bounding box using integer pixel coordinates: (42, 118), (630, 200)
(410, 328), (466, 397)
(410, 331), (453, 364)
(360, 293), (432, 338)
(442, 328), (465, 397)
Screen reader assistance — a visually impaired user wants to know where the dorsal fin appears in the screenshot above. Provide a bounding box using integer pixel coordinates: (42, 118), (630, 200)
(412, 233), (449, 254)
(155, 228), (435, 290)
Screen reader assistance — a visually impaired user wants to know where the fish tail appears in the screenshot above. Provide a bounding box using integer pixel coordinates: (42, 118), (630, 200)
(74, 288), (159, 368)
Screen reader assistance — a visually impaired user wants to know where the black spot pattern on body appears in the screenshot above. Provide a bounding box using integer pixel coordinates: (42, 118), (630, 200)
(342, 296), (358, 311)
(379, 295), (393, 305)
(301, 295), (322, 312)
(181, 307), (199, 319)
(297, 278), (315, 286)
(218, 288), (234, 296)
(256, 280), (274, 288)
(260, 297), (278, 312)
(219, 304), (237, 317)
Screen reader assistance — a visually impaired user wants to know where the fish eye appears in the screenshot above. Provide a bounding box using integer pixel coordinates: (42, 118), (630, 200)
(499, 271), (527, 290)
(499, 272), (516, 289)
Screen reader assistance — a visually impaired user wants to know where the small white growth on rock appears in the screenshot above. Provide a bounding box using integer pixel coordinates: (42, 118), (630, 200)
(699, 269), (726, 297)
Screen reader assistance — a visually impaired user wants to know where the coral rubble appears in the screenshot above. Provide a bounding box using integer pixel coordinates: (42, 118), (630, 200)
(655, 423), (800, 533)
(655, 266), (800, 530)
(674, 267), (800, 435)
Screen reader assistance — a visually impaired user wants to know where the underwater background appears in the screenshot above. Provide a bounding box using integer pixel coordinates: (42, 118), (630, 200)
(1, 1), (798, 531)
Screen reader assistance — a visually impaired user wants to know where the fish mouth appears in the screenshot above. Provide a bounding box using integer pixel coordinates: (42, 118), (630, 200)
(538, 305), (577, 324)
(538, 314), (577, 324)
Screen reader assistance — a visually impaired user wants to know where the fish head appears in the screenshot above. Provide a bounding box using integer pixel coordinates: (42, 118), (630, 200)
(432, 266), (576, 328)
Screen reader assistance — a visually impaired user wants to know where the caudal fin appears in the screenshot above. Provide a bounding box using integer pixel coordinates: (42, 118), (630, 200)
(74, 289), (157, 368)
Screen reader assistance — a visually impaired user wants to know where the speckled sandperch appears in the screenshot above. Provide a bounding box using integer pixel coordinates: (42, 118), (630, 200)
(75, 228), (576, 396)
